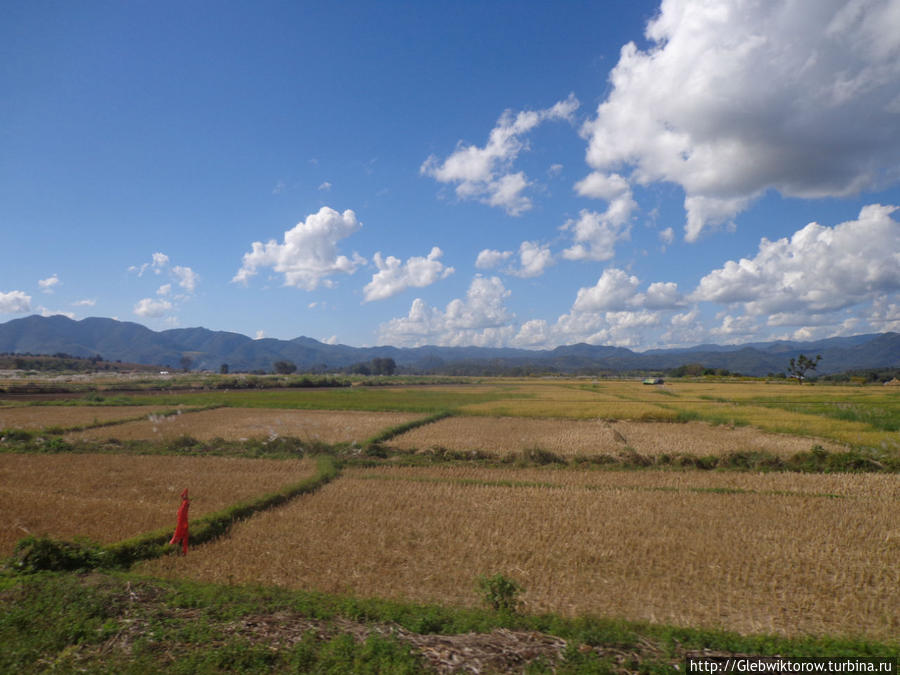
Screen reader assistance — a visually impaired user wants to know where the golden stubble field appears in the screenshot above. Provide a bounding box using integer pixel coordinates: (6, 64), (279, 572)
(0, 405), (184, 430)
(139, 465), (900, 641)
(387, 416), (847, 457)
(0, 453), (316, 556)
(65, 408), (424, 443)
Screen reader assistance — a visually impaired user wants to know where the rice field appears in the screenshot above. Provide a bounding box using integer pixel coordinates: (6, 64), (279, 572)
(64, 408), (424, 443)
(138, 465), (899, 641)
(0, 405), (184, 431)
(0, 453), (316, 556)
(386, 415), (848, 457)
(3, 378), (898, 650)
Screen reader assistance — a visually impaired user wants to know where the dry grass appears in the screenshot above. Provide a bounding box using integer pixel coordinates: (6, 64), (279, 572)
(387, 416), (847, 457)
(65, 408), (424, 443)
(0, 453), (315, 556)
(0, 406), (180, 431)
(453, 380), (899, 451)
(138, 466), (899, 641)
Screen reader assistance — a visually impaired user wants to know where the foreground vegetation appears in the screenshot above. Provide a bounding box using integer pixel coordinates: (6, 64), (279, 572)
(3, 570), (895, 674)
(1, 377), (898, 671)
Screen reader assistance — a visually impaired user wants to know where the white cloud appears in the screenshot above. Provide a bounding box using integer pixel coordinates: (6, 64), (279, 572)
(643, 281), (686, 309)
(319, 181), (332, 191)
(572, 268), (642, 312)
(512, 319), (552, 347)
(0, 290), (32, 314)
(172, 266), (198, 293)
(322, 335), (338, 345)
(581, 0), (900, 241)
(233, 207), (366, 290)
(378, 275), (516, 347)
(422, 95), (579, 215)
(868, 296), (900, 332)
(72, 299), (96, 307)
(129, 252), (170, 277)
(363, 247), (454, 302)
(561, 209), (632, 262)
(508, 241), (555, 278)
(254, 330), (266, 340)
(133, 298), (173, 318)
(711, 314), (759, 338)
(552, 307), (662, 348)
(38, 274), (60, 293)
(37, 306), (75, 320)
(157, 284), (172, 296)
(475, 249), (513, 269)
(692, 204), (900, 319)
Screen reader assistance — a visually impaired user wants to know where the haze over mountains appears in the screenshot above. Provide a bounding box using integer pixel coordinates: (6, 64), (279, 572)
(1, 315), (898, 376)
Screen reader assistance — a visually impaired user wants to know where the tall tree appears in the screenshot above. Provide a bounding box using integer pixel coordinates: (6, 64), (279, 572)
(273, 360), (297, 374)
(787, 354), (821, 383)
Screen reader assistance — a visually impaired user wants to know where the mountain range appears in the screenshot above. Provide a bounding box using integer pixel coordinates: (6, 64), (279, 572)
(1, 315), (898, 376)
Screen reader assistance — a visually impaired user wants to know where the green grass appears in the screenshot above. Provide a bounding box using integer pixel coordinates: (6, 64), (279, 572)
(1, 572), (895, 674)
(753, 399), (900, 432)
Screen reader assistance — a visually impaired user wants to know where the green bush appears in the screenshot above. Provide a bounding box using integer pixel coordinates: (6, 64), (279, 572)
(9, 536), (108, 573)
(477, 573), (523, 614)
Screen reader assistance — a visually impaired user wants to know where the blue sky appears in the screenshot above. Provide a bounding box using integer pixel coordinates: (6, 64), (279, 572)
(2, 0), (899, 349)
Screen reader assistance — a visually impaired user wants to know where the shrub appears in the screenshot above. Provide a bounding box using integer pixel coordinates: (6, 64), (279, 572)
(476, 573), (523, 614)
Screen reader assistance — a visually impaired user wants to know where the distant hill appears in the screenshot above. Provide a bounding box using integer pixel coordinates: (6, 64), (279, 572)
(0, 315), (898, 376)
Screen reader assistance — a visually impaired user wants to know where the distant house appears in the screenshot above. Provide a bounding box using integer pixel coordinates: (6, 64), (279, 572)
(885, 378), (900, 386)
(643, 377), (664, 385)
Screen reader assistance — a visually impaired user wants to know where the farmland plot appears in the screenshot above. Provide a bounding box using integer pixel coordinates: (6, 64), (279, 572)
(65, 408), (424, 443)
(387, 415), (848, 457)
(138, 466), (899, 641)
(0, 453), (315, 556)
(0, 405), (183, 431)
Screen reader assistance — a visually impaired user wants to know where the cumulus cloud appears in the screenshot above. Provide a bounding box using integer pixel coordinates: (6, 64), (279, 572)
(692, 203), (900, 318)
(508, 241), (555, 278)
(561, 209), (632, 262)
(572, 268), (642, 312)
(363, 247), (455, 302)
(475, 249), (514, 270)
(133, 298), (172, 318)
(233, 207), (366, 290)
(38, 274), (60, 293)
(581, 0), (900, 241)
(643, 281), (686, 309)
(0, 290), (32, 314)
(422, 95), (579, 215)
(378, 275), (516, 347)
(157, 284), (172, 297)
(711, 314), (759, 338)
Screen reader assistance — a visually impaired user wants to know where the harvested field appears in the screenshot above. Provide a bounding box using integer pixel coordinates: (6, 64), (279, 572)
(0, 453), (315, 556)
(386, 416), (847, 457)
(139, 466), (899, 641)
(65, 408), (424, 443)
(0, 405), (183, 431)
(353, 464), (900, 499)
